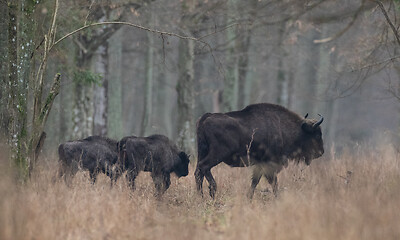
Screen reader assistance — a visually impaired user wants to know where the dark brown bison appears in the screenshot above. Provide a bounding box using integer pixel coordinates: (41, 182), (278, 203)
(195, 103), (324, 199)
(118, 134), (190, 196)
(58, 136), (119, 183)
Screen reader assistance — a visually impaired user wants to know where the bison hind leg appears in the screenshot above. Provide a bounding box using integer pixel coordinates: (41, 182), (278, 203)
(204, 170), (217, 199)
(194, 168), (205, 196)
(248, 168), (263, 199)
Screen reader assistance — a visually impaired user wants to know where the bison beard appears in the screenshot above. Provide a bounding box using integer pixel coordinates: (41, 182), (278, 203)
(118, 134), (190, 197)
(195, 103), (324, 199)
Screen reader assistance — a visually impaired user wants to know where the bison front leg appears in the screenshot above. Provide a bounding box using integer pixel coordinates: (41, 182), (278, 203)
(110, 166), (123, 185)
(266, 174), (278, 197)
(126, 170), (138, 191)
(89, 170), (98, 184)
(152, 173), (170, 198)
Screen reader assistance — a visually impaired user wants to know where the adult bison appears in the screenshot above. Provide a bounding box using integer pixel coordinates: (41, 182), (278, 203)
(195, 103), (324, 199)
(118, 134), (190, 196)
(58, 136), (119, 183)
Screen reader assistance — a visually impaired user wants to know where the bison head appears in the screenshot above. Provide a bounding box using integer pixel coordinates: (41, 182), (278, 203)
(174, 152), (190, 177)
(300, 115), (324, 165)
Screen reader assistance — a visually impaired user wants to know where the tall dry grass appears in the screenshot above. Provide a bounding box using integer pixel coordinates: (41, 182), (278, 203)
(1, 143), (400, 240)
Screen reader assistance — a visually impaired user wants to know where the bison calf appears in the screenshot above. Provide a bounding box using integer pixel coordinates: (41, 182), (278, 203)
(58, 136), (119, 184)
(118, 134), (190, 197)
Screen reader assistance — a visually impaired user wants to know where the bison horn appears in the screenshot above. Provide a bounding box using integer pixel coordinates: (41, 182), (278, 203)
(304, 113), (309, 119)
(312, 114), (324, 129)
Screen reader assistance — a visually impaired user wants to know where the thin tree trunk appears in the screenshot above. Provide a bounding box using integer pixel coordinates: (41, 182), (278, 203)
(7, 0), (29, 174)
(176, 1), (196, 155)
(176, 38), (195, 154)
(223, 0), (239, 112)
(72, 81), (94, 139)
(7, 1), (20, 139)
(0, 2), (9, 136)
(140, 28), (154, 137)
(107, 31), (123, 139)
(297, 28), (321, 114)
(59, 41), (74, 143)
(72, 55), (94, 140)
(237, 0), (257, 109)
(93, 42), (109, 136)
(276, 22), (288, 107)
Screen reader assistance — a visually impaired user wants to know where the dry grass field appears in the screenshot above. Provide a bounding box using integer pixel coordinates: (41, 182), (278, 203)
(1, 143), (400, 240)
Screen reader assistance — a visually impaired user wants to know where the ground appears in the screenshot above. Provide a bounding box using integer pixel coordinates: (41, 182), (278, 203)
(1, 143), (400, 240)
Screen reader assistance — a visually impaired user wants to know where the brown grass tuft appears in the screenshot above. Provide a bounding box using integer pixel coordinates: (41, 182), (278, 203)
(1, 144), (400, 239)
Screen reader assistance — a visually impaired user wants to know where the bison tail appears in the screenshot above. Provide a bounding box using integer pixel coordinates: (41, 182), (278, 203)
(196, 113), (212, 160)
(58, 144), (66, 162)
(197, 132), (208, 160)
(117, 138), (127, 168)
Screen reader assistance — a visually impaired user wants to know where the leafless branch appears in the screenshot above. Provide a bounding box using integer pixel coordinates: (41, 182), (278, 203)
(314, 0), (366, 44)
(198, 23), (241, 40)
(350, 55), (400, 72)
(50, 21), (229, 80)
(374, 0), (400, 46)
(52, 21), (210, 50)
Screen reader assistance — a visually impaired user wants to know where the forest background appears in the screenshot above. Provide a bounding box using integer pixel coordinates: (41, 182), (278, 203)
(1, 0), (400, 178)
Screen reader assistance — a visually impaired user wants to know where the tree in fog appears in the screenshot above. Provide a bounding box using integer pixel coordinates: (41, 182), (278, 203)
(1, 0), (61, 178)
(176, 1), (197, 156)
(68, 1), (150, 139)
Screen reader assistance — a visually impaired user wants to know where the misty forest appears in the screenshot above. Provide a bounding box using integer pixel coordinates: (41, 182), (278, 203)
(1, 0), (400, 239)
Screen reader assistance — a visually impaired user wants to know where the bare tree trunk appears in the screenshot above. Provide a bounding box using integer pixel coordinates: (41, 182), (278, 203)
(107, 31), (123, 139)
(316, 25), (338, 153)
(237, 0), (257, 109)
(72, 52), (94, 139)
(58, 41), (75, 143)
(223, 0), (239, 112)
(6, 0), (30, 176)
(223, 0), (257, 111)
(297, 28), (321, 114)
(72, 81), (94, 139)
(237, 34), (251, 109)
(72, 37), (95, 140)
(176, 1), (196, 155)
(0, 2), (8, 136)
(7, 0), (20, 145)
(140, 27), (154, 137)
(276, 22), (289, 107)
(4, 0), (60, 178)
(93, 42), (109, 136)
(176, 37), (195, 155)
